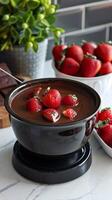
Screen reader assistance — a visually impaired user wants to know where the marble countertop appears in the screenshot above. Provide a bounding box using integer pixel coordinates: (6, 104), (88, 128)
(0, 61), (112, 200)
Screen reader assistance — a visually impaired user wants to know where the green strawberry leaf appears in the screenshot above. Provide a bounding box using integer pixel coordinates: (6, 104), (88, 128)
(95, 119), (110, 128)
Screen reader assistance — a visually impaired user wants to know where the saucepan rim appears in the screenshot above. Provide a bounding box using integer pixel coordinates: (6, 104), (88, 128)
(5, 78), (101, 128)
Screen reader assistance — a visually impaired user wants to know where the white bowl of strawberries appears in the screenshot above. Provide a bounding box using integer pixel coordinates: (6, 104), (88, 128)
(52, 41), (112, 107)
(94, 107), (112, 157)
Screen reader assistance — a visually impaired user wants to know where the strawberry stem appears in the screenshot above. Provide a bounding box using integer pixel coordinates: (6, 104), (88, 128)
(101, 107), (111, 112)
(95, 119), (110, 128)
(43, 87), (51, 96)
(81, 40), (87, 45)
(106, 41), (112, 45)
(85, 53), (97, 59)
(51, 111), (60, 122)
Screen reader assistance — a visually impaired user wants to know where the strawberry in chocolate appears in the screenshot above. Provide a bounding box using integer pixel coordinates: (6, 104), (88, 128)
(63, 108), (77, 120)
(42, 88), (62, 108)
(26, 97), (42, 112)
(42, 108), (60, 122)
(62, 94), (79, 107)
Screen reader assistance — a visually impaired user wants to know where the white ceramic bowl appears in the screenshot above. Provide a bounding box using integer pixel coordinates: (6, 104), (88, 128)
(52, 62), (112, 108)
(94, 129), (112, 158)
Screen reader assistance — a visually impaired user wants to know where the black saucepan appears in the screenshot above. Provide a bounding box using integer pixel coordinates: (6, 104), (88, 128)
(5, 78), (101, 155)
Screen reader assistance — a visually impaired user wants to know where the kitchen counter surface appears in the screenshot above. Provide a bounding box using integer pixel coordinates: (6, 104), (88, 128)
(0, 61), (112, 200)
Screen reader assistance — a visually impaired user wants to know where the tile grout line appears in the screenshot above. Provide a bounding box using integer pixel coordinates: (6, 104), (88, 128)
(57, 0), (110, 13)
(105, 26), (110, 41)
(48, 23), (112, 40)
(81, 6), (86, 30)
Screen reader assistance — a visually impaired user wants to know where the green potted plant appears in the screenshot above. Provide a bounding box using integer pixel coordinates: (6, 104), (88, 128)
(0, 0), (64, 79)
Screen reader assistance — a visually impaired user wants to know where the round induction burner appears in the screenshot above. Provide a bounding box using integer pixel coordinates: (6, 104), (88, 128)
(12, 141), (92, 184)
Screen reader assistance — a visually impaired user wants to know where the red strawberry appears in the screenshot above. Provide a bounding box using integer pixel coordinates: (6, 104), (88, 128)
(60, 57), (80, 76)
(42, 88), (61, 108)
(26, 98), (42, 112)
(42, 108), (60, 122)
(98, 62), (112, 75)
(66, 44), (84, 63)
(62, 94), (79, 107)
(98, 123), (112, 147)
(81, 41), (97, 55)
(79, 55), (101, 77)
(95, 43), (112, 62)
(63, 108), (77, 120)
(52, 44), (67, 62)
(97, 107), (112, 121)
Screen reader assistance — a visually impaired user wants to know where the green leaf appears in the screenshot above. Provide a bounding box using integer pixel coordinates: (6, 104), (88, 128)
(53, 27), (65, 33)
(33, 41), (38, 52)
(46, 15), (56, 24)
(27, 0), (40, 9)
(10, 0), (23, 7)
(10, 0), (16, 7)
(0, 0), (9, 4)
(0, 0), (65, 52)
(24, 28), (32, 39)
(27, 15), (35, 28)
(22, 11), (32, 22)
(8, 15), (17, 25)
(19, 28), (32, 45)
(40, 0), (51, 6)
(0, 7), (4, 15)
(37, 36), (45, 42)
(0, 41), (8, 51)
(0, 40), (12, 51)
(10, 26), (19, 43)
(0, 25), (10, 33)
(41, 19), (50, 27)
(19, 33), (24, 44)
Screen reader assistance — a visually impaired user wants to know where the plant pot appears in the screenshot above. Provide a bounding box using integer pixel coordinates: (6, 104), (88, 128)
(0, 39), (48, 79)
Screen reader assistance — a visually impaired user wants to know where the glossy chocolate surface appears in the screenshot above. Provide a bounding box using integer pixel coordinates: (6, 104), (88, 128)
(10, 79), (98, 125)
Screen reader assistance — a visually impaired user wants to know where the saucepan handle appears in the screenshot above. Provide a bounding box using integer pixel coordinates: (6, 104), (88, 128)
(0, 68), (23, 84)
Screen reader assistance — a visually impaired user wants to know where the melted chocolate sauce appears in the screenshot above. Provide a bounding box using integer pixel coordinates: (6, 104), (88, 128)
(11, 80), (97, 125)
